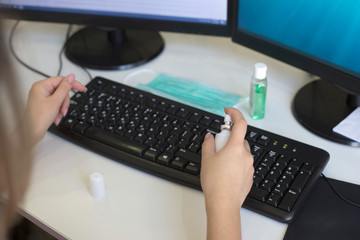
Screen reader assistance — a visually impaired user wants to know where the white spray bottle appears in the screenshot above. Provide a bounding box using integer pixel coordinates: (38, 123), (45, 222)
(215, 114), (233, 152)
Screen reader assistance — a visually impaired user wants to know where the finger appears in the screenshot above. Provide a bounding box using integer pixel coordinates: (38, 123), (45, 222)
(224, 107), (248, 144)
(30, 76), (65, 96)
(201, 132), (216, 162)
(60, 95), (70, 117)
(244, 140), (251, 152)
(72, 80), (87, 92)
(51, 74), (75, 107)
(54, 112), (63, 126)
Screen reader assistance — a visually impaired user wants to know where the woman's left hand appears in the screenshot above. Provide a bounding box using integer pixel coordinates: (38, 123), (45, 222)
(26, 74), (87, 143)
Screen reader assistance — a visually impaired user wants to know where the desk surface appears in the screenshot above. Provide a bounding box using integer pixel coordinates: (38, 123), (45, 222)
(4, 20), (360, 240)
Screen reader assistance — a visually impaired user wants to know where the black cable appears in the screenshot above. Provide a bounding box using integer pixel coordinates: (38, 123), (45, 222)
(57, 24), (73, 76)
(57, 25), (93, 81)
(11, 21), (93, 82)
(321, 173), (360, 208)
(81, 64), (93, 81)
(9, 21), (51, 78)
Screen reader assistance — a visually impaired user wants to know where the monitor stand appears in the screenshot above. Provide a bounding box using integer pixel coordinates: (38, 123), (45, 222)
(292, 79), (360, 147)
(64, 27), (164, 70)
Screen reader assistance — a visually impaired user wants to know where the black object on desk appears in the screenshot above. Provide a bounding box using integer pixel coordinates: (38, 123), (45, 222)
(284, 176), (360, 240)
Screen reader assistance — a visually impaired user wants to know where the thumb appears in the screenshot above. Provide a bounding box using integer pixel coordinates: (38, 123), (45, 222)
(201, 132), (216, 161)
(51, 74), (75, 104)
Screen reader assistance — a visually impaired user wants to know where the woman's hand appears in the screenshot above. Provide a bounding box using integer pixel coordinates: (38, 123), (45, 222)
(201, 107), (254, 240)
(26, 74), (87, 143)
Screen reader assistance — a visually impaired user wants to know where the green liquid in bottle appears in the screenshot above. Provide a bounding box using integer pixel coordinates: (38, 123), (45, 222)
(250, 80), (267, 120)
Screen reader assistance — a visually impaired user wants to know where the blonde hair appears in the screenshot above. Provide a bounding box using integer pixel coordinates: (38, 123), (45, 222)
(0, 22), (32, 238)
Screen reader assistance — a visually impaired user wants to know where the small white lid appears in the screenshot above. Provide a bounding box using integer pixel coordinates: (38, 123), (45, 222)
(90, 172), (106, 199)
(254, 63), (267, 79)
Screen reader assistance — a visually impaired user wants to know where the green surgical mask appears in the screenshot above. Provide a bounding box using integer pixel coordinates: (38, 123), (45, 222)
(137, 73), (242, 116)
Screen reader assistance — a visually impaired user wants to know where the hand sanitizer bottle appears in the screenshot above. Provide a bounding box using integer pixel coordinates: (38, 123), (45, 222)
(249, 63), (268, 120)
(215, 114), (233, 152)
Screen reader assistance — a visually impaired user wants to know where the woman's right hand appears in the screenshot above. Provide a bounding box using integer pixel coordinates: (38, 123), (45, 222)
(200, 107), (254, 240)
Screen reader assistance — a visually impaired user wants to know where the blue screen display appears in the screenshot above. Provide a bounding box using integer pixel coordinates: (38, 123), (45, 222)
(238, 0), (360, 76)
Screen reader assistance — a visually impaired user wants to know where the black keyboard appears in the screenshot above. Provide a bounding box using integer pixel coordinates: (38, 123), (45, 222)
(49, 76), (329, 223)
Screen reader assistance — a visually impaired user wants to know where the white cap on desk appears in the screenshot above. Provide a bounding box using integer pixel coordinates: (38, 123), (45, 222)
(90, 172), (106, 199)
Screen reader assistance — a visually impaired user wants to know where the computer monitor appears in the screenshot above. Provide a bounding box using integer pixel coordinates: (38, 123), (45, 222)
(0, 0), (230, 70)
(232, 0), (360, 147)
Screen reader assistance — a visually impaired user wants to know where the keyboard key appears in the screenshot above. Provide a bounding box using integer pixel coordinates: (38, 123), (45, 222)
(146, 97), (159, 108)
(255, 166), (268, 179)
(253, 175), (263, 187)
(144, 147), (161, 161)
(209, 119), (221, 131)
(266, 193), (282, 207)
(266, 170), (281, 183)
(156, 101), (168, 111)
(144, 137), (158, 147)
(175, 149), (201, 165)
(278, 174), (293, 187)
(279, 188), (300, 212)
(267, 150), (278, 161)
(248, 186), (269, 202)
(189, 112), (202, 123)
(291, 170), (310, 193)
(272, 183), (288, 197)
(284, 166), (299, 178)
(166, 104), (178, 115)
(277, 154), (291, 166)
(259, 157), (275, 170)
(188, 142), (201, 153)
(170, 157), (188, 170)
(134, 94), (147, 104)
(251, 145), (264, 158)
(134, 133), (147, 144)
(73, 121), (89, 134)
(184, 163), (200, 175)
(176, 108), (189, 118)
(84, 126), (147, 156)
(246, 131), (259, 142)
(289, 158), (302, 170)
(199, 116), (212, 126)
(156, 152), (174, 166)
(257, 135), (271, 146)
(62, 118), (76, 129)
(260, 179), (276, 192)
(271, 162), (287, 175)
(302, 162), (315, 175)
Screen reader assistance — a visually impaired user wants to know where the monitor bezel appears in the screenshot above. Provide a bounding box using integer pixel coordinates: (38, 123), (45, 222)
(231, 0), (360, 95)
(0, 0), (232, 37)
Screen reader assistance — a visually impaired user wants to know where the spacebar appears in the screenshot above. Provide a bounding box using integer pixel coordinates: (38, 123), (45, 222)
(84, 126), (146, 156)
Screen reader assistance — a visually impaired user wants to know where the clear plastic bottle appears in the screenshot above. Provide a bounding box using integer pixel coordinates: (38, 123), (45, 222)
(215, 114), (232, 152)
(249, 63), (267, 120)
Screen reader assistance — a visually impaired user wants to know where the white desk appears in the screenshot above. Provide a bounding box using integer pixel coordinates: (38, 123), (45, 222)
(4, 20), (360, 240)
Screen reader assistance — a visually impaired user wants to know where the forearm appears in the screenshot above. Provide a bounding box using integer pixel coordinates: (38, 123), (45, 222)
(206, 202), (242, 240)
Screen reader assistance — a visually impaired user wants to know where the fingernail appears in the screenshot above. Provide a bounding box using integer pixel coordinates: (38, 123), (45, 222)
(204, 132), (212, 139)
(63, 108), (68, 117)
(54, 117), (62, 126)
(67, 73), (75, 83)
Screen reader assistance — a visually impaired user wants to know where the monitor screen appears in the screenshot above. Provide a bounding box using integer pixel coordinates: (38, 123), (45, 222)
(232, 0), (360, 146)
(0, 0), (230, 69)
(236, 0), (360, 84)
(1, 0), (228, 27)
